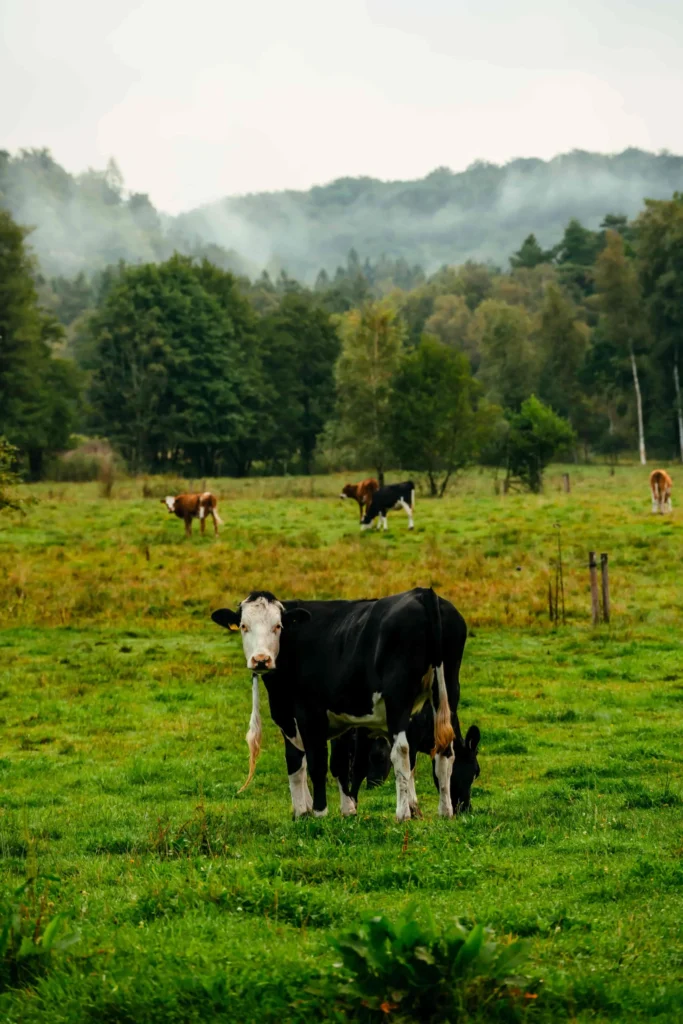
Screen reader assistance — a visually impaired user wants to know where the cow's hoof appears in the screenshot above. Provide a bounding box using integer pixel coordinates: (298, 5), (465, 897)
(395, 811), (412, 823)
(340, 795), (357, 817)
(409, 804), (423, 819)
(313, 807), (328, 818)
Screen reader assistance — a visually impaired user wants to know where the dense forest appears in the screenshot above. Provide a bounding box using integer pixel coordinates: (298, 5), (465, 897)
(2, 147), (683, 280)
(3, 150), (683, 492)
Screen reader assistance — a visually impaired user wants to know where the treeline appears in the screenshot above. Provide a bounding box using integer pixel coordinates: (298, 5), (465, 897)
(2, 193), (683, 491)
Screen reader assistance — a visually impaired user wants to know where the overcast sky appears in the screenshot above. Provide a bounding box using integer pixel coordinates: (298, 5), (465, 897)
(1, 0), (682, 213)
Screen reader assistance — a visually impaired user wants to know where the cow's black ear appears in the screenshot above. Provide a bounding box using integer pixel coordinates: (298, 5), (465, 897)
(212, 608), (241, 631)
(465, 725), (481, 753)
(282, 607), (311, 629)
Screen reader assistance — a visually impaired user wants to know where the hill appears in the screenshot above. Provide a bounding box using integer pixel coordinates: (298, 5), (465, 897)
(2, 147), (683, 280)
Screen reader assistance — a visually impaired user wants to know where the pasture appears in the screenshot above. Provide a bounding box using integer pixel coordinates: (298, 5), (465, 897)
(0, 467), (681, 1022)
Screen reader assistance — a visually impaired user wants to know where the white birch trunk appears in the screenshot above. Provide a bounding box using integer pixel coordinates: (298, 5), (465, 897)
(674, 360), (683, 463)
(630, 347), (646, 465)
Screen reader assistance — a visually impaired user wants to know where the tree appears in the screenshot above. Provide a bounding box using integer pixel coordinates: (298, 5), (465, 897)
(0, 210), (81, 477)
(594, 230), (648, 464)
(394, 285), (438, 346)
(88, 256), (263, 475)
(510, 234), (554, 269)
(424, 295), (474, 363)
(258, 293), (340, 473)
(637, 194), (683, 461)
(333, 301), (406, 486)
(390, 338), (498, 496)
(506, 396), (576, 492)
(537, 283), (590, 423)
(471, 300), (537, 411)
(555, 218), (602, 300)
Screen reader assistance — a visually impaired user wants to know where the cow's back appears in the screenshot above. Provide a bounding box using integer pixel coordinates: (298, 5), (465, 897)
(276, 589), (460, 708)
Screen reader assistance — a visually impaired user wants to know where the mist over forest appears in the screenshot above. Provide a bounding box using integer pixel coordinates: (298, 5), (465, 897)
(2, 146), (683, 281)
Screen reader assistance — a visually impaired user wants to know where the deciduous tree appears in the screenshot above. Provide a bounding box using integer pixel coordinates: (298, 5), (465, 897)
(594, 230), (649, 464)
(637, 194), (683, 461)
(391, 337), (498, 496)
(471, 300), (537, 411)
(332, 301), (406, 486)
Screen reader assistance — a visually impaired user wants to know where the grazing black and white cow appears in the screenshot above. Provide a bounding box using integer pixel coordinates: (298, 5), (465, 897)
(361, 480), (415, 531)
(211, 587), (465, 821)
(343, 710), (481, 813)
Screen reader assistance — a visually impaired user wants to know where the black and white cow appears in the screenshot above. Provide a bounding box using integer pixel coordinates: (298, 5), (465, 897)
(211, 587), (465, 821)
(361, 480), (415, 531)
(342, 711), (481, 813)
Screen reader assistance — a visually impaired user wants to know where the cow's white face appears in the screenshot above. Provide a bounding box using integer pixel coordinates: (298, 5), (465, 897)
(164, 496), (176, 512)
(238, 595), (284, 671)
(211, 593), (311, 672)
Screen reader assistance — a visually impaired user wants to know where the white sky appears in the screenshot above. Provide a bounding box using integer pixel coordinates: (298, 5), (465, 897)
(1, 0), (682, 213)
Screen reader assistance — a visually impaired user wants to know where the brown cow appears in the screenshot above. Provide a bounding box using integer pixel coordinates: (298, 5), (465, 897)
(162, 492), (223, 536)
(650, 469), (673, 514)
(340, 478), (380, 522)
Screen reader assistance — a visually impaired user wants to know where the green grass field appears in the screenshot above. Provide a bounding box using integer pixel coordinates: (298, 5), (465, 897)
(1, 467), (682, 1022)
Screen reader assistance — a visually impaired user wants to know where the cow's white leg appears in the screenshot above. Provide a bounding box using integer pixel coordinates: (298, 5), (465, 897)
(337, 779), (357, 817)
(434, 751), (455, 818)
(652, 496), (658, 513)
(406, 765), (421, 817)
(288, 758), (313, 818)
(382, 514), (388, 531)
(391, 731), (412, 821)
(665, 497), (673, 514)
(399, 497), (414, 530)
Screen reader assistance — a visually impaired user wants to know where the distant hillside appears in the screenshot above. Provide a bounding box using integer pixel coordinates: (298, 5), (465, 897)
(0, 149), (256, 280)
(2, 147), (683, 281)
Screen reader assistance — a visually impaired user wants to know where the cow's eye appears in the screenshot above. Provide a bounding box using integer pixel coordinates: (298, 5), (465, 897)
(241, 624), (249, 633)
(273, 624), (282, 633)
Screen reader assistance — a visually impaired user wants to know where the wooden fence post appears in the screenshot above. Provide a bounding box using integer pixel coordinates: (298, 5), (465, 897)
(589, 551), (600, 626)
(563, 473), (571, 493)
(601, 553), (610, 624)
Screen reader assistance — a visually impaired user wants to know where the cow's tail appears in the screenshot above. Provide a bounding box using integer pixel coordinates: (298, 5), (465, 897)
(213, 509), (224, 525)
(237, 673), (262, 793)
(423, 587), (455, 753)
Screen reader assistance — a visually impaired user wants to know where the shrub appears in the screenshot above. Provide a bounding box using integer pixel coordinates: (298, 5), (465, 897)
(0, 438), (22, 513)
(44, 439), (125, 484)
(331, 907), (535, 1022)
(505, 396), (576, 493)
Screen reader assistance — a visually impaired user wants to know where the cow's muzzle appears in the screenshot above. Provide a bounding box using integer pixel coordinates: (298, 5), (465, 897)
(250, 655), (273, 672)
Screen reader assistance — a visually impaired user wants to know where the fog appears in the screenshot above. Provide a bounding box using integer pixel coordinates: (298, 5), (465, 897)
(2, 147), (682, 282)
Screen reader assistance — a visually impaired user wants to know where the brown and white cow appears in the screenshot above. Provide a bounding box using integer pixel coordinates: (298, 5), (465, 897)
(650, 469), (673, 515)
(339, 478), (379, 522)
(162, 492), (223, 536)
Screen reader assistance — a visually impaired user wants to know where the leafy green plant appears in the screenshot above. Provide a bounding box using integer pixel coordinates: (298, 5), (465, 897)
(505, 396), (576, 493)
(331, 907), (535, 1021)
(0, 878), (80, 992)
(0, 437), (22, 513)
